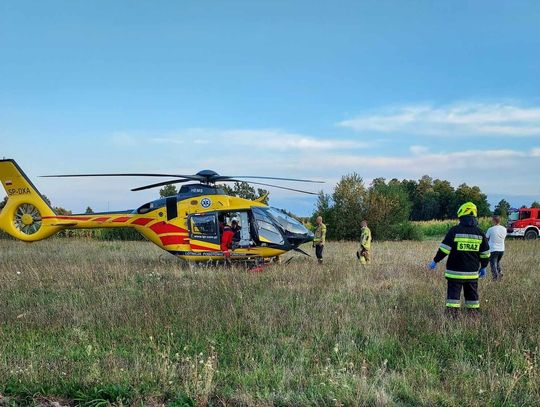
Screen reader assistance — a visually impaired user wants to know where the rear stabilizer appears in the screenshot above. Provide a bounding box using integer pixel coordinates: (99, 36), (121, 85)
(0, 159), (60, 241)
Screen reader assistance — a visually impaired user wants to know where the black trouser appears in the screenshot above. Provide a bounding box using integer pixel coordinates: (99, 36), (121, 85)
(446, 279), (479, 309)
(315, 244), (324, 262)
(489, 251), (504, 278)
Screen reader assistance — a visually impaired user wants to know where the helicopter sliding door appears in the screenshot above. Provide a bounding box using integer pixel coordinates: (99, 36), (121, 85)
(216, 210), (254, 248)
(188, 213), (220, 250)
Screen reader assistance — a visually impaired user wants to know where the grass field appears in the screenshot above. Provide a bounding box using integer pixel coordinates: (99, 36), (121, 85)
(1, 239), (539, 406)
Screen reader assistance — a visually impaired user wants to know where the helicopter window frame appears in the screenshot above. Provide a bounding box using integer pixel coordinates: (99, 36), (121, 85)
(136, 202), (152, 214)
(251, 207), (285, 246)
(136, 198), (166, 215)
(188, 213), (220, 244)
(265, 207), (309, 235)
(215, 210), (254, 247)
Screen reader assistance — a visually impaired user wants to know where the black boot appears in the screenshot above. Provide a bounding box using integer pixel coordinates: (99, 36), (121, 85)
(445, 308), (460, 318)
(466, 308), (480, 318)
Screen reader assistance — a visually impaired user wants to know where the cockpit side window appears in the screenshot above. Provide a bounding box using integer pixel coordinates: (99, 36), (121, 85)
(136, 198), (166, 214)
(137, 202), (152, 214)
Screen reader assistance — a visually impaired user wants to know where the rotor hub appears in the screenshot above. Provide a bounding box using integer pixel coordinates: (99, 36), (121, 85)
(21, 214), (34, 225)
(195, 169), (220, 183)
(195, 169), (219, 177)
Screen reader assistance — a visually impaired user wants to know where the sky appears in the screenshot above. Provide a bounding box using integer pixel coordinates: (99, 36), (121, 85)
(1, 1), (540, 215)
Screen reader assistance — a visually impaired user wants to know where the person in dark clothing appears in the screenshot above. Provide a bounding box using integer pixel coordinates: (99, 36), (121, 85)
(231, 219), (241, 242)
(428, 202), (490, 315)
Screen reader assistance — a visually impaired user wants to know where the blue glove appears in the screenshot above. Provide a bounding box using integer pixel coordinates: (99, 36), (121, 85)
(479, 268), (486, 279)
(427, 260), (437, 270)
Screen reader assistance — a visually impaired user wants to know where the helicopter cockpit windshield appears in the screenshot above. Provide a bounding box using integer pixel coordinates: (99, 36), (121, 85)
(252, 207), (313, 247)
(252, 207), (284, 245)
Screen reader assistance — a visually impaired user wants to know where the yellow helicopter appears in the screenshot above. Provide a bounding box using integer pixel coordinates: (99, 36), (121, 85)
(0, 159), (320, 263)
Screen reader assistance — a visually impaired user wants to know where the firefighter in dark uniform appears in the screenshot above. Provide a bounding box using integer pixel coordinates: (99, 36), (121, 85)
(428, 202), (490, 314)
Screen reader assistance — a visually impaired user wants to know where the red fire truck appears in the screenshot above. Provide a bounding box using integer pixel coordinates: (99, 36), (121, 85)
(507, 207), (540, 240)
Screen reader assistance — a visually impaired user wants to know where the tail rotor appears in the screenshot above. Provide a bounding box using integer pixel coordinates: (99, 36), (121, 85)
(14, 203), (42, 235)
(0, 159), (58, 241)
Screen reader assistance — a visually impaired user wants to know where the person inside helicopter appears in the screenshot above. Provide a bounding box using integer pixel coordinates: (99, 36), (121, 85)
(220, 222), (234, 254)
(218, 213), (241, 249)
(231, 218), (242, 242)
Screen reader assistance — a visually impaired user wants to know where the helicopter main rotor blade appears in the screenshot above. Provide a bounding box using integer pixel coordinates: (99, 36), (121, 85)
(214, 175), (324, 183)
(131, 179), (193, 192)
(223, 179), (319, 195)
(41, 173), (202, 180)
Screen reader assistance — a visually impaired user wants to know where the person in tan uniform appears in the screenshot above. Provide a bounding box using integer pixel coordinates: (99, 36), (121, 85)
(359, 220), (372, 264)
(313, 216), (327, 264)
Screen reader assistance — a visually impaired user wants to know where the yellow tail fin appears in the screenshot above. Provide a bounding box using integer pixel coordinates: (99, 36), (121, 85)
(0, 159), (59, 241)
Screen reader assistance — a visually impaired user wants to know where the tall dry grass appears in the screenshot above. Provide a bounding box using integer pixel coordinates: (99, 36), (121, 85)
(0, 238), (539, 406)
(413, 218), (493, 238)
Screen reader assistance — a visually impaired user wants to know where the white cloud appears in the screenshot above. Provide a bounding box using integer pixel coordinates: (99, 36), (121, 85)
(144, 128), (372, 151)
(307, 148), (532, 173)
(226, 129), (371, 150)
(150, 137), (184, 144)
(97, 125), (540, 212)
(291, 147), (540, 194)
(409, 145), (429, 155)
(110, 132), (138, 146)
(339, 102), (540, 137)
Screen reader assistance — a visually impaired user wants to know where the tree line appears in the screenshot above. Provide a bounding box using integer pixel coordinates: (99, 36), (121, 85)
(310, 174), (539, 241)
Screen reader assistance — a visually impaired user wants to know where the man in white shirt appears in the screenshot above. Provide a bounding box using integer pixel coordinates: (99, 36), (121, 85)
(485, 215), (507, 281)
